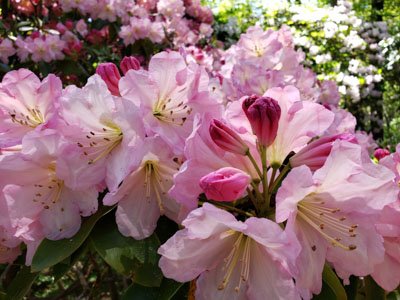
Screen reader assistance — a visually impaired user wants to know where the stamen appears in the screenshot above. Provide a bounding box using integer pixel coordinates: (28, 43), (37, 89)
(153, 97), (192, 126)
(218, 234), (244, 290)
(297, 210), (357, 251)
(297, 200), (358, 251)
(143, 161), (172, 214)
(78, 123), (123, 165)
(218, 235), (252, 293)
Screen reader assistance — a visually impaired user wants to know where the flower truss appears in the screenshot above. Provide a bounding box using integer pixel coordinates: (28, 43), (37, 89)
(0, 24), (399, 300)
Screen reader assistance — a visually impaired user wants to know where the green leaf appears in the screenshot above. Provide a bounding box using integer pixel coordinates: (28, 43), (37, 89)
(90, 217), (162, 287)
(6, 266), (38, 300)
(365, 276), (385, 300)
(158, 279), (185, 300)
(344, 276), (359, 300)
(0, 291), (6, 300)
(387, 290), (400, 300)
(313, 280), (337, 300)
(320, 264), (347, 300)
(121, 284), (158, 300)
(31, 205), (115, 272)
(121, 279), (185, 300)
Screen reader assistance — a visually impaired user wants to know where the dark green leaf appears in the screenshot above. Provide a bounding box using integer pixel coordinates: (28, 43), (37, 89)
(6, 266), (38, 300)
(121, 284), (159, 300)
(90, 217), (162, 287)
(155, 216), (179, 245)
(158, 278), (185, 300)
(31, 205), (115, 272)
(121, 279), (185, 300)
(0, 291), (6, 300)
(170, 282), (189, 300)
(344, 276), (359, 300)
(313, 280), (337, 300)
(365, 276), (385, 300)
(387, 290), (400, 300)
(320, 264), (347, 300)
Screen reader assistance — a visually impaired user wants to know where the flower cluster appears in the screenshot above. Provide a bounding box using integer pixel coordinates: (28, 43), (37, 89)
(1, 0), (213, 67)
(1, 24), (400, 299)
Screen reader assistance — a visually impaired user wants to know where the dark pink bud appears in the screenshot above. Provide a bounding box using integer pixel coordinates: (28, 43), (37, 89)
(209, 119), (249, 155)
(120, 56), (141, 75)
(199, 167), (251, 202)
(374, 148), (390, 161)
(65, 20), (74, 31)
(96, 63), (121, 96)
(290, 134), (356, 171)
(242, 95), (281, 147)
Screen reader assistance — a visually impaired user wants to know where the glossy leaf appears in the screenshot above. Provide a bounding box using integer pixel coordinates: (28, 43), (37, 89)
(158, 279), (185, 300)
(6, 266), (38, 300)
(320, 264), (347, 300)
(90, 217), (162, 287)
(121, 279), (185, 300)
(31, 205), (115, 272)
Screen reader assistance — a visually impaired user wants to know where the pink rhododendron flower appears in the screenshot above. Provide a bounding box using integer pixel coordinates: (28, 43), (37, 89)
(75, 19), (88, 37)
(103, 137), (180, 239)
(170, 114), (259, 211)
(0, 69), (62, 148)
(323, 106), (357, 135)
(371, 202), (400, 291)
(120, 51), (221, 154)
(1, 131), (98, 243)
(380, 144), (400, 184)
(57, 74), (145, 190)
(157, 0), (185, 18)
(0, 38), (16, 64)
(276, 141), (398, 298)
(237, 26), (282, 63)
(0, 197), (21, 264)
(149, 22), (166, 44)
(199, 167), (251, 202)
(119, 17), (151, 45)
(225, 86), (334, 166)
(159, 203), (301, 300)
(15, 36), (30, 62)
(318, 80), (340, 107)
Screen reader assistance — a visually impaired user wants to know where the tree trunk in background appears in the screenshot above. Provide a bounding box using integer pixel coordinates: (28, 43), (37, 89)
(370, 0), (384, 141)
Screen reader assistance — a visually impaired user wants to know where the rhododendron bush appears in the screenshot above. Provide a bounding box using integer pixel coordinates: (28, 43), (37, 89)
(1, 1), (400, 300)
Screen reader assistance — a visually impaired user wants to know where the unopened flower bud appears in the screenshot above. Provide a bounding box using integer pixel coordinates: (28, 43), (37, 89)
(374, 148), (390, 161)
(96, 63), (121, 96)
(242, 95), (281, 147)
(120, 56), (140, 75)
(209, 119), (249, 155)
(290, 134), (356, 171)
(199, 167), (251, 202)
